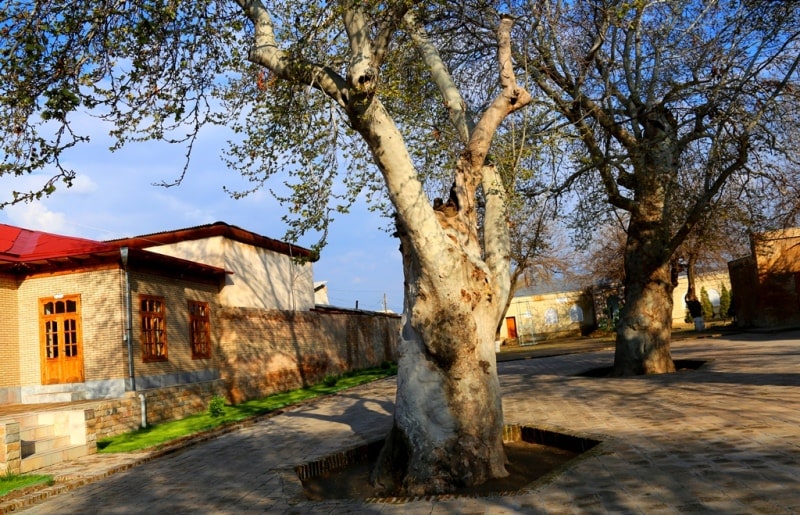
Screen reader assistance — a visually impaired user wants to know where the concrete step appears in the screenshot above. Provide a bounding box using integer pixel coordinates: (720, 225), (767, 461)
(20, 390), (87, 404)
(4, 408), (90, 473)
(20, 424), (55, 441)
(26, 434), (72, 453)
(20, 444), (89, 473)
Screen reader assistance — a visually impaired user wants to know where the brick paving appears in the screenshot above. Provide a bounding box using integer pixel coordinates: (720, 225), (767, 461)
(3, 329), (799, 514)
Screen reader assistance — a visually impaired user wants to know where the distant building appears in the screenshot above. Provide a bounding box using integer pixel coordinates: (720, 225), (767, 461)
(500, 281), (595, 344)
(671, 271), (731, 326)
(499, 270), (731, 345)
(728, 228), (800, 328)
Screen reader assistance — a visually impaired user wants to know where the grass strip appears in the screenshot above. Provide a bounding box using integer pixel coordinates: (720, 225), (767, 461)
(0, 473), (54, 496)
(97, 364), (396, 453)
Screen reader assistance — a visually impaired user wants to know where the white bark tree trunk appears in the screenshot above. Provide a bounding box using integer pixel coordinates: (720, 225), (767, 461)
(352, 98), (515, 495)
(241, 4), (530, 494)
(371, 217), (508, 494)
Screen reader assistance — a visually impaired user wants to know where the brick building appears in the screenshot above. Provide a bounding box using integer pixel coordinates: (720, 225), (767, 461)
(1, 222), (399, 409)
(728, 228), (800, 328)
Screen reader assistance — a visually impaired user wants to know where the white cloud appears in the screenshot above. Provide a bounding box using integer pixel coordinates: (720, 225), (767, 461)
(64, 174), (99, 195)
(0, 104), (405, 313)
(4, 202), (69, 235)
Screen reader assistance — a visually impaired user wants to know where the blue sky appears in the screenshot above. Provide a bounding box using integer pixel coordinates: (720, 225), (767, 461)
(0, 114), (405, 313)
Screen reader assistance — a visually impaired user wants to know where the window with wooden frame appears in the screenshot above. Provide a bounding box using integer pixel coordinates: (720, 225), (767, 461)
(188, 300), (211, 359)
(140, 295), (167, 362)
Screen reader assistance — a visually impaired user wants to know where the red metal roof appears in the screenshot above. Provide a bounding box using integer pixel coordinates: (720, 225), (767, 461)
(0, 223), (115, 261)
(0, 223), (229, 282)
(106, 221), (317, 261)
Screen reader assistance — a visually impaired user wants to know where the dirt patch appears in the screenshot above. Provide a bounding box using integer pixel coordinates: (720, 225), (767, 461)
(576, 359), (707, 378)
(300, 427), (599, 501)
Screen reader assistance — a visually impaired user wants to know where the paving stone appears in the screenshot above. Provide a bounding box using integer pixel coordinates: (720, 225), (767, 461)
(3, 330), (799, 513)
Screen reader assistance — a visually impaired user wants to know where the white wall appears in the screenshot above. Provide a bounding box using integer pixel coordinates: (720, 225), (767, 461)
(147, 236), (315, 310)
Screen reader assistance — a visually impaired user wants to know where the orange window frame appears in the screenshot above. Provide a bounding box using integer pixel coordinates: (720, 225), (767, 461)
(140, 295), (167, 362)
(188, 300), (211, 359)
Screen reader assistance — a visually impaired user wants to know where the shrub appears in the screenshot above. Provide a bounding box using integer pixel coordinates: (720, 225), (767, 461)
(208, 396), (226, 418)
(323, 375), (339, 387)
(719, 283), (731, 320)
(700, 287), (714, 320)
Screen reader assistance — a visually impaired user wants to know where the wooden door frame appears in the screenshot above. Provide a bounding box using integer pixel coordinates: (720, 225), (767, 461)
(505, 316), (517, 339)
(38, 295), (85, 385)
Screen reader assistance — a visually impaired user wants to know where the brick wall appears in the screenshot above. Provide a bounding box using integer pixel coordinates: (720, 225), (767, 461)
(11, 267), (220, 388)
(16, 267), (124, 385)
(0, 275), (20, 390)
(217, 308), (400, 403)
(91, 380), (226, 440)
(90, 307), (399, 433)
(127, 270), (220, 382)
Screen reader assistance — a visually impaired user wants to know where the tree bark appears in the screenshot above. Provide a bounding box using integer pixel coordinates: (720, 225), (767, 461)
(612, 222), (677, 376)
(243, 5), (527, 494)
(348, 97), (512, 495)
(370, 211), (507, 495)
(366, 15), (527, 494)
(612, 108), (678, 376)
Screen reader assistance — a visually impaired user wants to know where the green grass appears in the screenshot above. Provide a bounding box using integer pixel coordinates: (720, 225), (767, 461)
(97, 363), (397, 453)
(0, 472), (53, 496)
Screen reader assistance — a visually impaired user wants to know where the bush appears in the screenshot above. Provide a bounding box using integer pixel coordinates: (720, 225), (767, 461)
(208, 396), (226, 418)
(700, 287), (714, 320)
(323, 375), (339, 387)
(719, 283), (731, 320)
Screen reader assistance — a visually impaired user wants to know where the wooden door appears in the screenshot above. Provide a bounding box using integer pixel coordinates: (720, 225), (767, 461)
(40, 296), (85, 385)
(505, 316), (517, 339)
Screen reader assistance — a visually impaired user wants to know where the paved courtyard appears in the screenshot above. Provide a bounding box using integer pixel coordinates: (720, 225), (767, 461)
(4, 330), (799, 513)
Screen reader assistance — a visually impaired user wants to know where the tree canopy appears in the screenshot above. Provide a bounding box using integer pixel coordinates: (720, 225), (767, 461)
(512, 0), (800, 374)
(1, 0), (542, 494)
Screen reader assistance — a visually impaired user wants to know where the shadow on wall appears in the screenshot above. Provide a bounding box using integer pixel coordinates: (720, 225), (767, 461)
(215, 308), (400, 404)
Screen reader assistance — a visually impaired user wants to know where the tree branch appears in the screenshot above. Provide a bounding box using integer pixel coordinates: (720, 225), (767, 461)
(403, 11), (472, 144)
(669, 133), (749, 254)
(478, 15), (532, 300)
(468, 16), (532, 170)
(373, 2), (420, 70)
(342, 2), (378, 95)
(238, 0), (349, 108)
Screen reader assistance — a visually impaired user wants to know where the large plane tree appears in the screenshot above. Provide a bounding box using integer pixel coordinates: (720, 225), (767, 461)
(519, 0), (800, 375)
(0, 1), (533, 494)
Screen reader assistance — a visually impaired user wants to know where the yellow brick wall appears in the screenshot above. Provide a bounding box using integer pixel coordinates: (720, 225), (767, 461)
(128, 270), (219, 380)
(0, 275), (20, 388)
(16, 268), (125, 386)
(14, 267), (220, 388)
